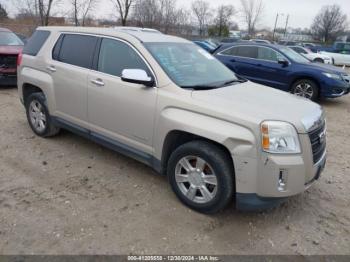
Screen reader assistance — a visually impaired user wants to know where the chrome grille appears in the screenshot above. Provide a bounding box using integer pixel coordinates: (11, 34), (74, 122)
(308, 119), (326, 164)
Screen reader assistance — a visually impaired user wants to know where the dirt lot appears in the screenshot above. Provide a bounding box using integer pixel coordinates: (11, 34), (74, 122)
(0, 85), (349, 255)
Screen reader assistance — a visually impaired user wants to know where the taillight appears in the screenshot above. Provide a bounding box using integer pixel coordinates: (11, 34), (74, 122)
(17, 51), (23, 66)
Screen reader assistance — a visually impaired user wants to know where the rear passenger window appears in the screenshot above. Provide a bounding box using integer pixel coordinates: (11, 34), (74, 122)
(221, 46), (239, 56)
(236, 46), (258, 59)
(97, 38), (150, 77)
(22, 30), (50, 56)
(55, 34), (98, 69)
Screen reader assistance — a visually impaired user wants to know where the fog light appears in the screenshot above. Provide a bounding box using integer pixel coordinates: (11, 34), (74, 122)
(278, 169), (288, 192)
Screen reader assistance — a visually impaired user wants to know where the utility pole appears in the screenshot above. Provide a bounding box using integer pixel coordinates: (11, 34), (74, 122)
(272, 13), (279, 42)
(284, 14), (289, 37)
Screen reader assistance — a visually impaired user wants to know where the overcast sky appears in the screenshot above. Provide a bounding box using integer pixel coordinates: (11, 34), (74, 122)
(3, 0), (350, 30)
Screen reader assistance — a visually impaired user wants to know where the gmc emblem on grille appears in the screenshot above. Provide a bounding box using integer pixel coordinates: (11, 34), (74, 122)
(319, 130), (326, 144)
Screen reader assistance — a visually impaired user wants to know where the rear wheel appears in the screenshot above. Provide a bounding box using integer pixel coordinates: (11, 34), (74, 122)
(291, 79), (319, 101)
(167, 141), (234, 214)
(25, 92), (60, 137)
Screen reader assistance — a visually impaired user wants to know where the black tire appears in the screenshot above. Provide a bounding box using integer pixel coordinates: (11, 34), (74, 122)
(291, 79), (319, 101)
(25, 92), (60, 137)
(167, 141), (234, 214)
(314, 58), (324, 63)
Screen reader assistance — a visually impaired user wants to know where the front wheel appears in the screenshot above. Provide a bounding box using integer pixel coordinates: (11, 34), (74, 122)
(167, 141), (234, 214)
(314, 58), (324, 63)
(291, 79), (319, 101)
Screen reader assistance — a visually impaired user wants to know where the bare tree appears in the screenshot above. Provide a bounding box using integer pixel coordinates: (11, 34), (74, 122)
(159, 0), (177, 33)
(14, 0), (60, 25)
(38, 0), (55, 25)
(191, 0), (211, 36)
(133, 0), (160, 28)
(240, 0), (264, 36)
(311, 4), (347, 43)
(71, 0), (98, 26)
(110, 0), (134, 26)
(214, 5), (235, 36)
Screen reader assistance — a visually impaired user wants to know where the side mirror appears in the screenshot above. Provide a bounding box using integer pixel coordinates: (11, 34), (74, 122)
(278, 58), (289, 67)
(121, 69), (154, 87)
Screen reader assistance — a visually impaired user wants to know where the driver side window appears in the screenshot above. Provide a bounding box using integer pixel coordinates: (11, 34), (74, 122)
(98, 38), (150, 77)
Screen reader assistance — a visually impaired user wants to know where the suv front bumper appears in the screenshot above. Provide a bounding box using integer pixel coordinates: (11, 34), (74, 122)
(234, 133), (327, 211)
(236, 152), (326, 211)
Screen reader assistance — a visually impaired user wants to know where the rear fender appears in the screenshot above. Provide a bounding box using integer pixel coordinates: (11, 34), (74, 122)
(19, 67), (56, 113)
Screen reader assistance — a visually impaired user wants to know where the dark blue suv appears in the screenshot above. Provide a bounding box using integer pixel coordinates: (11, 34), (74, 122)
(214, 43), (350, 101)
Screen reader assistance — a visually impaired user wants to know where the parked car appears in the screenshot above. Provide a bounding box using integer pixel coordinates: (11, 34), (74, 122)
(214, 43), (350, 101)
(289, 46), (333, 64)
(19, 27), (327, 213)
(15, 33), (28, 44)
(250, 39), (271, 44)
(318, 42), (350, 66)
(193, 40), (215, 53)
(301, 43), (317, 49)
(220, 37), (239, 44)
(0, 28), (24, 86)
(278, 40), (300, 46)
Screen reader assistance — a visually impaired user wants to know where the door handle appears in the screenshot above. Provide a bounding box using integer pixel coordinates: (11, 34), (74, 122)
(230, 59), (236, 62)
(91, 78), (105, 87)
(47, 65), (56, 72)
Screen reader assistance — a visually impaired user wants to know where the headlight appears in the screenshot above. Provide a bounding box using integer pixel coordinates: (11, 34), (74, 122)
(261, 121), (301, 154)
(322, 72), (342, 80)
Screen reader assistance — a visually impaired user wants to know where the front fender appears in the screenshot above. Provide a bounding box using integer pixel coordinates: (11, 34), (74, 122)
(154, 107), (260, 193)
(154, 107), (258, 160)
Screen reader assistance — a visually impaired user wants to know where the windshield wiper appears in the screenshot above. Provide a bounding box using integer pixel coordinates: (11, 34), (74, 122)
(181, 85), (218, 90)
(219, 79), (246, 87)
(181, 79), (246, 90)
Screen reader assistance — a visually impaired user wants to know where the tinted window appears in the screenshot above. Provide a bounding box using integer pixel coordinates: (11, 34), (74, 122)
(336, 43), (350, 51)
(236, 46), (258, 58)
(56, 34), (98, 69)
(22, 30), (50, 56)
(221, 46), (238, 56)
(98, 38), (149, 77)
(258, 47), (284, 61)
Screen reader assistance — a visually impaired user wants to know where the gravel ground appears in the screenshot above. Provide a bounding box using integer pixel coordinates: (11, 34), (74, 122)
(0, 84), (349, 255)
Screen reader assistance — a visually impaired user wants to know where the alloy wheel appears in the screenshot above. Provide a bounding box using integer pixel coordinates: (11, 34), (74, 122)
(293, 82), (314, 99)
(29, 100), (47, 133)
(175, 156), (218, 204)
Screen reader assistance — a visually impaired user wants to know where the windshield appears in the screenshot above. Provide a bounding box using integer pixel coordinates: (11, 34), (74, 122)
(279, 46), (310, 63)
(145, 42), (239, 89)
(0, 32), (24, 46)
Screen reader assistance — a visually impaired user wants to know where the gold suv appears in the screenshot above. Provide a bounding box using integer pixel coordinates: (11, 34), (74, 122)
(18, 27), (327, 213)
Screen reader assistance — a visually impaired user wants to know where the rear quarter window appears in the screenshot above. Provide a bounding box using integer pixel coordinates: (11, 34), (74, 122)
(22, 30), (50, 56)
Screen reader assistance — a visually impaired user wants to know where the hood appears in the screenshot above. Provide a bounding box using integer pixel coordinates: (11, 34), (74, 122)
(297, 60), (346, 74)
(191, 81), (323, 134)
(0, 45), (23, 55)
